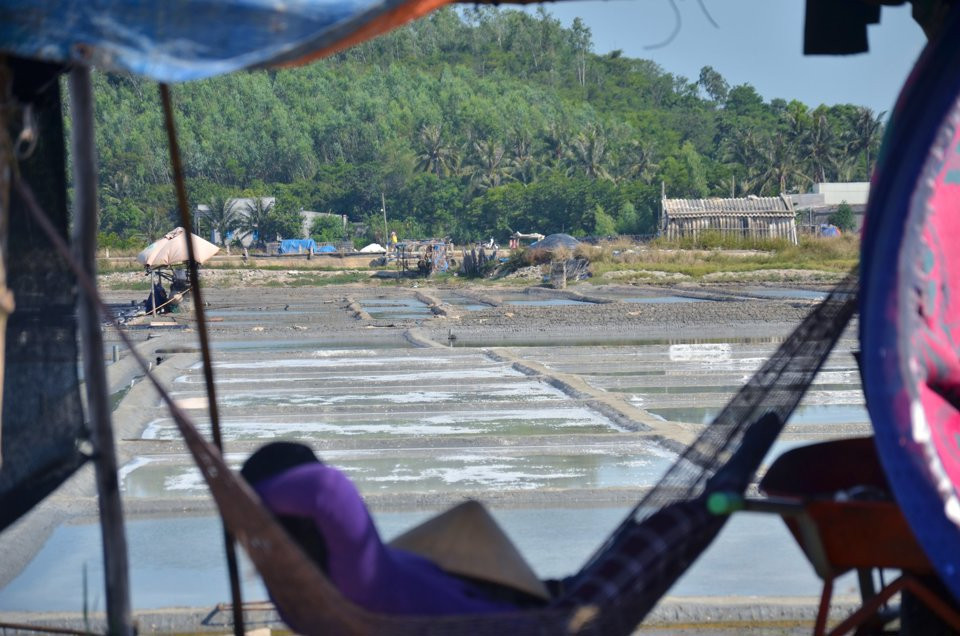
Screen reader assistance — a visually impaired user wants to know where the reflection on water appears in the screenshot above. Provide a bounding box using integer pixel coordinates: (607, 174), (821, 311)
(0, 509), (852, 612)
(360, 298), (433, 320)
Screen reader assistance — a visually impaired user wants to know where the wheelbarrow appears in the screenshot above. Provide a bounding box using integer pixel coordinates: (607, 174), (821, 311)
(709, 436), (960, 635)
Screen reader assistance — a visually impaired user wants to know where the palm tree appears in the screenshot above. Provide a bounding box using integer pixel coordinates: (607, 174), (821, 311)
(240, 198), (275, 249)
(803, 113), (835, 184)
(468, 139), (507, 192)
(752, 131), (811, 195)
(851, 107), (885, 179)
(618, 139), (658, 184)
(506, 130), (538, 184)
(137, 206), (171, 243)
(203, 197), (242, 247)
(540, 121), (571, 171)
(569, 124), (612, 180)
(415, 124), (459, 177)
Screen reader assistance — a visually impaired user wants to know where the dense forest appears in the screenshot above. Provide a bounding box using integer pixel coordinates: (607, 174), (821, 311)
(85, 7), (885, 248)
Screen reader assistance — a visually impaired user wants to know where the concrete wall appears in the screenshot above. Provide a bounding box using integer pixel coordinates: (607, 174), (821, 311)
(812, 182), (870, 206)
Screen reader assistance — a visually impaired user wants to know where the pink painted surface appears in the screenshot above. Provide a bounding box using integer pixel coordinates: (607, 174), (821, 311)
(912, 122), (960, 499)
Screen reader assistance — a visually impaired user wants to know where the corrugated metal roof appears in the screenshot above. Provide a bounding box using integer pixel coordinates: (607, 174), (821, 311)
(663, 196), (793, 217)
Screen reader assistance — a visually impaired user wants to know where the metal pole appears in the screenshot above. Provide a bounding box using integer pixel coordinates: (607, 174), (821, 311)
(159, 84), (245, 636)
(69, 65), (133, 636)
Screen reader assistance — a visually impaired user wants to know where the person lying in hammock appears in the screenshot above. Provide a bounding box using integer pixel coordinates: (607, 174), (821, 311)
(240, 442), (550, 617)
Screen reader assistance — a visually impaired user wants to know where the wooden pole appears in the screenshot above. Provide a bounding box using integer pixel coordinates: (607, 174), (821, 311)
(381, 191), (388, 250)
(69, 65), (133, 636)
(159, 84), (246, 636)
(0, 61), (12, 461)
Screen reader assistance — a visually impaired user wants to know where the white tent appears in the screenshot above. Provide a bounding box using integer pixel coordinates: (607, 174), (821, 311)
(137, 227), (220, 268)
(359, 242), (386, 253)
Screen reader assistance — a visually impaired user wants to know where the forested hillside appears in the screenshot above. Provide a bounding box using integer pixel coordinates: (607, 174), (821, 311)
(87, 7), (884, 247)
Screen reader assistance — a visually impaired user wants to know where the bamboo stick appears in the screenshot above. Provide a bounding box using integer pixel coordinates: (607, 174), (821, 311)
(159, 84), (246, 636)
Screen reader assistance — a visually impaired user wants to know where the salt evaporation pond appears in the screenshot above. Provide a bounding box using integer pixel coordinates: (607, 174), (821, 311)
(0, 508), (858, 612)
(360, 297), (433, 320)
(647, 404), (870, 426)
(1, 321), (871, 616)
(141, 406), (622, 441)
(120, 445), (675, 498)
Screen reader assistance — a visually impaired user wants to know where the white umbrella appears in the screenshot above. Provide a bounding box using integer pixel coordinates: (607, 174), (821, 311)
(137, 227), (220, 268)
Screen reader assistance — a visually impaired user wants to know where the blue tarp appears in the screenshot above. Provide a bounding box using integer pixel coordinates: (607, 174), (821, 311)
(317, 244), (337, 253)
(0, 0), (426, 82)
(278, 239), (317, 254)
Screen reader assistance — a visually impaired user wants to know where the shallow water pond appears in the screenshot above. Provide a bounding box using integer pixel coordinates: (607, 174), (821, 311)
(141, 405), (624, 441)
(120, 445), (676, 498)
(0, 509), (855, 612)
(647, 403), (870, 426)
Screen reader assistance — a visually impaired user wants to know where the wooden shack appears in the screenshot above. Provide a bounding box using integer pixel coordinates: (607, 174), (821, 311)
(661, 195), (798, 244)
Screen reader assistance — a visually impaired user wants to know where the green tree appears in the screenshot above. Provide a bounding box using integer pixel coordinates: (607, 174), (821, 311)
(829, 201), (856, 231)
(593, 205), (617, 236)
(697, 66), (729, 104)
(311, 215), (346, 243)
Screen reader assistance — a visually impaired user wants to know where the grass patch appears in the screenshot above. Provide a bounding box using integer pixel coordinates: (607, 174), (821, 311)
(101, 279), (151, 291)
(585, 234), (858, 281)
(261, 272), (372, 287)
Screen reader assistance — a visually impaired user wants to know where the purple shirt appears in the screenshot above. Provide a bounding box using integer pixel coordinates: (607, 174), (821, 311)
(254, 463), (517, 616)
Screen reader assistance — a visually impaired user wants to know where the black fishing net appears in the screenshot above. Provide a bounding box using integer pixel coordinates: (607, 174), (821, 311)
(0, 60), (88, 532)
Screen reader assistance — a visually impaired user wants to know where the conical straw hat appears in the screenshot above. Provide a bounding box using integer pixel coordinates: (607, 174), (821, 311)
(388, 500), (550, 601)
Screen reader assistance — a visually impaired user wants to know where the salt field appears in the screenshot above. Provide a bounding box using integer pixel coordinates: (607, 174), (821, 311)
(0, 283), (869, 628)
(0, 509), (858, 613)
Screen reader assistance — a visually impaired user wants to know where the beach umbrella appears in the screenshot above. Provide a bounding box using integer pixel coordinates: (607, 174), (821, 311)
(137, 227), (220, 268)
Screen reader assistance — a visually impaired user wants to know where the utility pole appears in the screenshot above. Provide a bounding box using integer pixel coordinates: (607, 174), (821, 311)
(381, 192), (388, 246)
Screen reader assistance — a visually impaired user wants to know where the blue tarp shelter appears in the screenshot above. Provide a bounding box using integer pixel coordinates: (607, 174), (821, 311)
(278, 239), (317, 254)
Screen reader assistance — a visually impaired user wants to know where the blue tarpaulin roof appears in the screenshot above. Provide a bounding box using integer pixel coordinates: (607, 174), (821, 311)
(278, 239), (317, 254)
(317, 244), (337, 253)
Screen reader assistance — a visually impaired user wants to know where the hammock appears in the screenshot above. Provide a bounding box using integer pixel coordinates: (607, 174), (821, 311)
(12, 145), (857, 632)
(161, 272), (857, 635)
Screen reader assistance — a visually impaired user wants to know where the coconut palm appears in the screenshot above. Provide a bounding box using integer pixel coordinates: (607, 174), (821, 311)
(851, 107), (885, 178)
(468, 139), (507, 192)
(569, 124), (612, 180)
(415, 124), (458, 177)
(618, 139), (658, 184)
(540, 121), (571, 170)
(803, 113), (835, 184)
(506, 130), (538, 184)
(752, 131), (810, 195)
(203, 197), (242, 247)
(240, 198), (275, 249)
(137, 206), (172, 243)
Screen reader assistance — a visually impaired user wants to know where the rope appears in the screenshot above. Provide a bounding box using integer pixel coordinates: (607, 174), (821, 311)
(158, 83), (245, 635)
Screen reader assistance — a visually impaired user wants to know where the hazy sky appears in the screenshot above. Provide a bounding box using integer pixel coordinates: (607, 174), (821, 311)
(529, 0), (927, 114)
